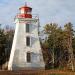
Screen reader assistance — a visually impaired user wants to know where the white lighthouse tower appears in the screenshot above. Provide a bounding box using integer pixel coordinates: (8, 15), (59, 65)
(8, 4), (45, 70)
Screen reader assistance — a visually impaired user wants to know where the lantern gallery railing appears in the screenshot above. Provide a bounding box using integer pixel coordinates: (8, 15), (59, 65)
(15, 14), (39, 19)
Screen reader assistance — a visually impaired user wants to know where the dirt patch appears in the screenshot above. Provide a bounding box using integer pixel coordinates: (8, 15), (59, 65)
(0, 69), (75, 75)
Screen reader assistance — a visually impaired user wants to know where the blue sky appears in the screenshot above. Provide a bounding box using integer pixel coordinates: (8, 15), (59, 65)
(0, 0), (75, 28)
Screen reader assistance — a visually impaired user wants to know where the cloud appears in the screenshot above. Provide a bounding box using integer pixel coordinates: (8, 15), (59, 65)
(0, 0), (75, 28)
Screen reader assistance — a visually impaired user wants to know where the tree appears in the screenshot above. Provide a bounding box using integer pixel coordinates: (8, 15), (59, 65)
(4, 26), (14, 62)
(64, 22), (75, 71)
(43, 22), (75, 70)
(0, 25), (14, 69)
(44, 23), (59, 68)
(0, 25), (6, 68)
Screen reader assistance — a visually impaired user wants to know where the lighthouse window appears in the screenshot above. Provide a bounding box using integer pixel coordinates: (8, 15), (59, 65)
(26, 37), (30, 46)
(27, 52), (31, 62)
(26, 24), (30, 32)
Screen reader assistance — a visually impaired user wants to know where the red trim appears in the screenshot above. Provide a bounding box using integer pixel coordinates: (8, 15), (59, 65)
(17, 14), (32, 18)
(19, 6), (32, 12)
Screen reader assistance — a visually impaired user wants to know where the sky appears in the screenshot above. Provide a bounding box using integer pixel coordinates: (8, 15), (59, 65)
(0, 0), (75, 28)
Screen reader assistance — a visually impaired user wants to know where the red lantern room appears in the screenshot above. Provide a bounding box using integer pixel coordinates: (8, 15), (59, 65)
(17, 3), (32, 18)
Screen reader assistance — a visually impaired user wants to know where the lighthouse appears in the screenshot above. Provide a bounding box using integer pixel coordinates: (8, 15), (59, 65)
(8, 4), (45, 70)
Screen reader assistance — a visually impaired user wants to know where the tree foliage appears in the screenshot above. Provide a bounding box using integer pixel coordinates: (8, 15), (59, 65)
(0, 25), (14, 69)
(42, 22), (75, 71)
(0, 26), (6, 66)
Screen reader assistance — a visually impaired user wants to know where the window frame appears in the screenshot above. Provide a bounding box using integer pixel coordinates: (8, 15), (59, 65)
(26, 23), (30, 33)
(27, 52), (31, 63)
(26, 36), (31, 46)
